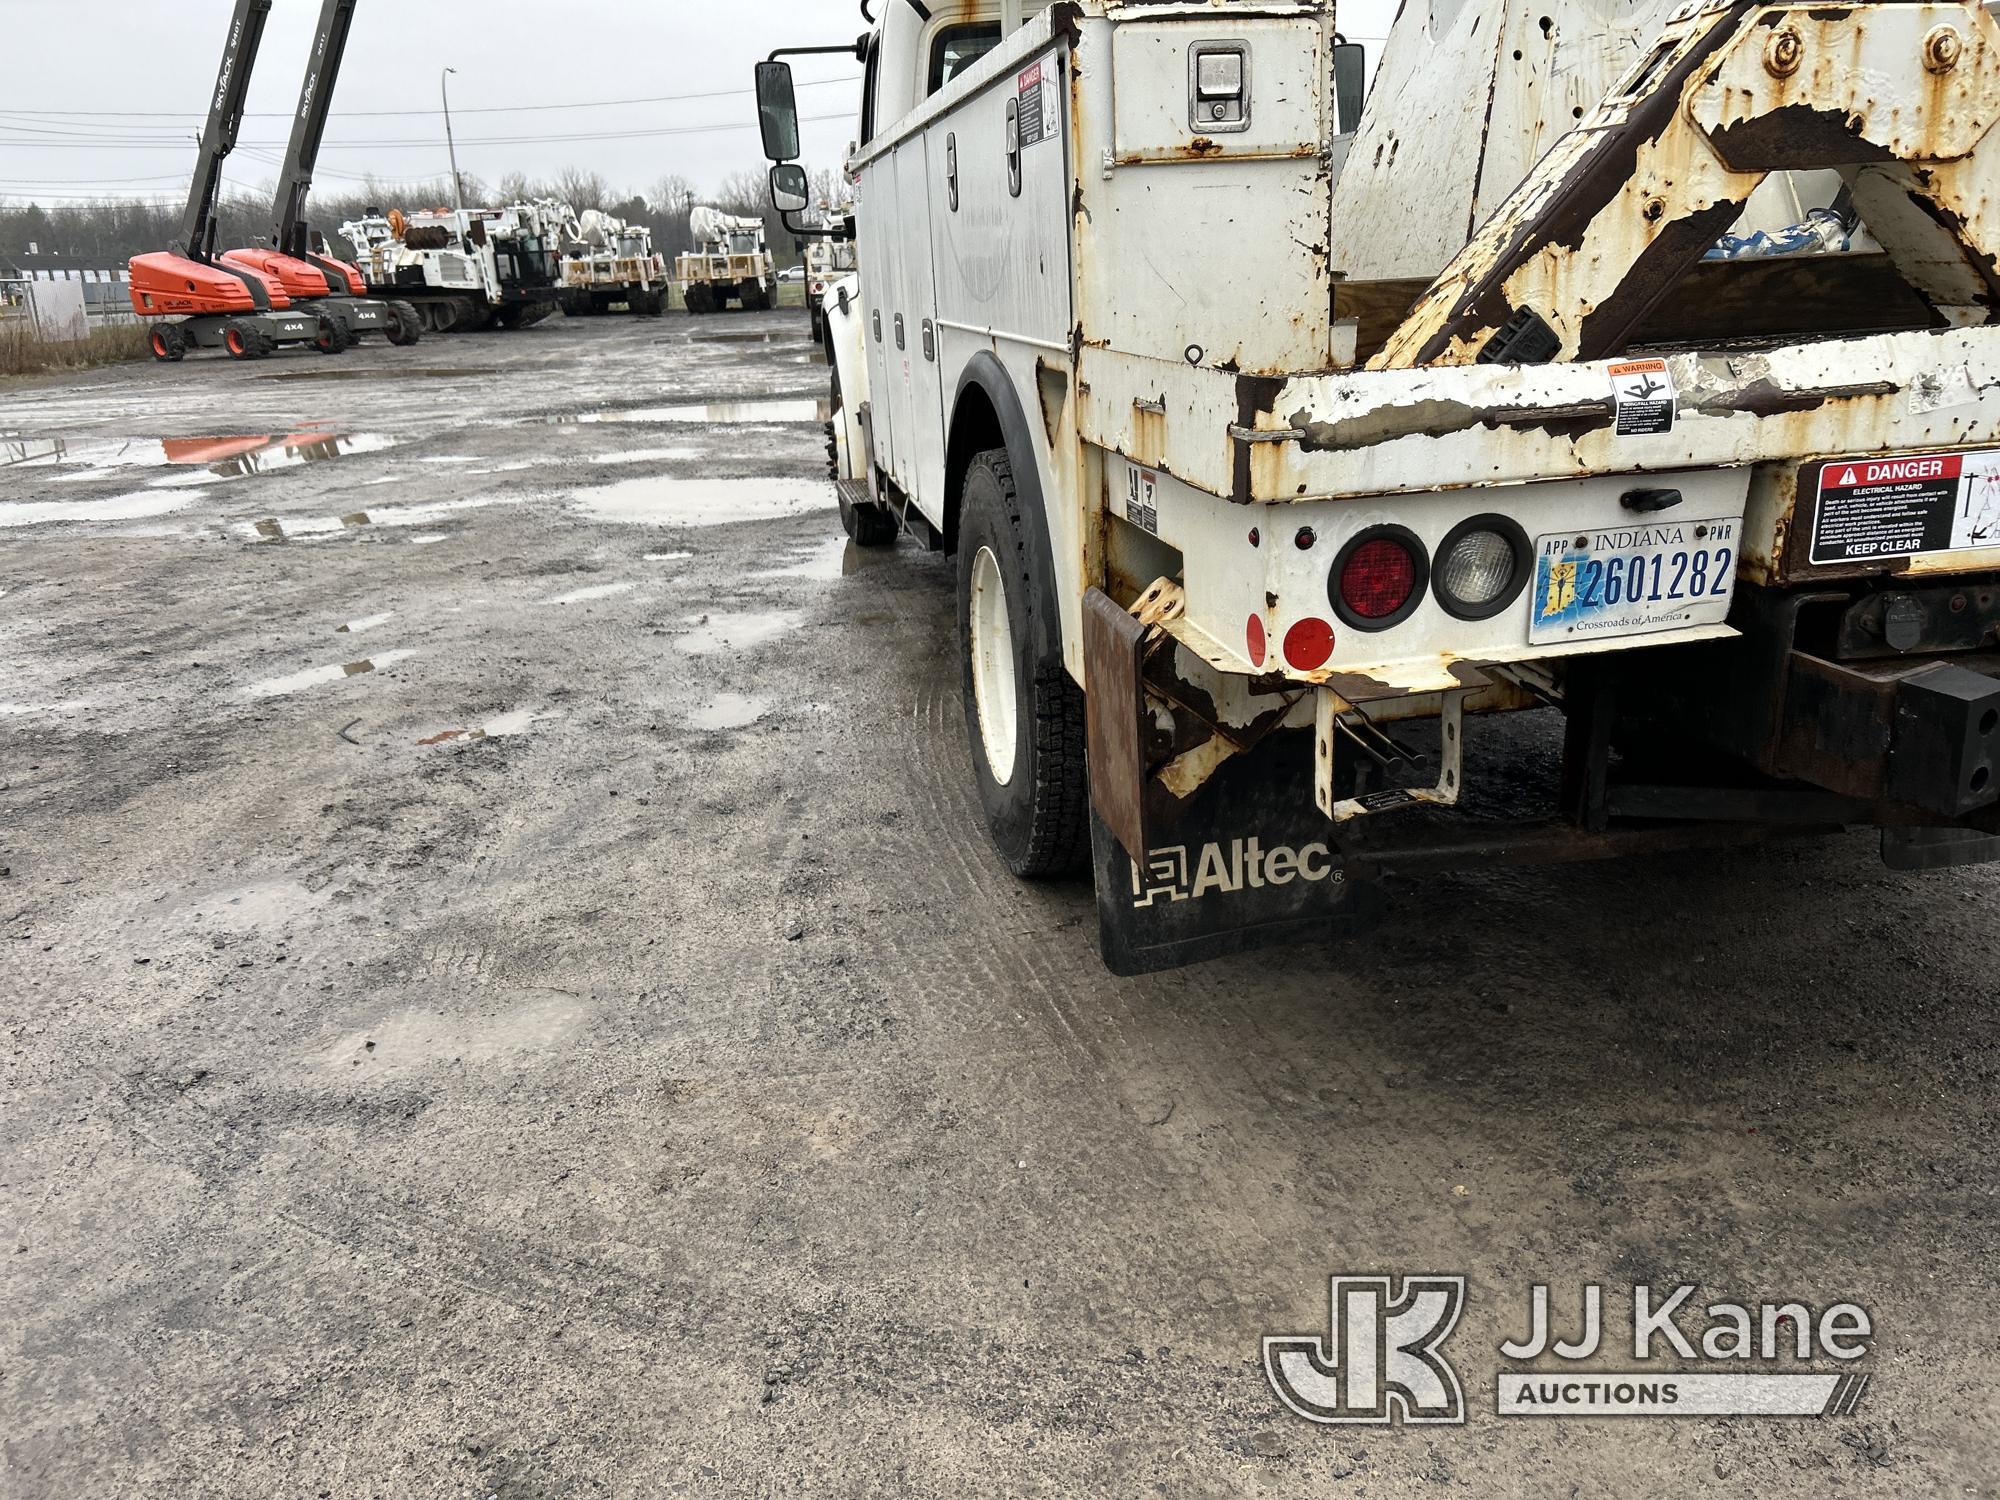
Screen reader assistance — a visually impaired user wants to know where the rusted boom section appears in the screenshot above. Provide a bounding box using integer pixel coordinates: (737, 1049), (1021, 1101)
(1372, 0), (2000, 370)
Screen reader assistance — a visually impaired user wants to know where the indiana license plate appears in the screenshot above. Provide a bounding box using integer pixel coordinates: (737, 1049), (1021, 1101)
(1530, 518), (1738, 645)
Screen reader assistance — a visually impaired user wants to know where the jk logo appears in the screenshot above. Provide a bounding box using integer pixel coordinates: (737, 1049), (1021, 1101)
(1264, 1276), (1467, 1425)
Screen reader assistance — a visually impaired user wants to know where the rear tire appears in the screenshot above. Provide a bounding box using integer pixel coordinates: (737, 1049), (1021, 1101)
(148, 324), (186, 362)
(385, 301), (422, 346)
(956, 448), (1090, 877)
(222, 320), (256, 360)
(314, 315), (351, 355)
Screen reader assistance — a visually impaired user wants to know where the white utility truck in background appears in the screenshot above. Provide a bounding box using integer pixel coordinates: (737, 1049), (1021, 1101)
(802, 220), (859, 342)
(676, 207), (779, 313)
(558, 208), (670, 317)
(338, 200), (566, 332)
(758, 0), (2000, 973)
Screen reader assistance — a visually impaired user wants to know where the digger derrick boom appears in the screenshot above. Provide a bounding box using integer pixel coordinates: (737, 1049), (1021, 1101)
(1372, 0), (2000, 369)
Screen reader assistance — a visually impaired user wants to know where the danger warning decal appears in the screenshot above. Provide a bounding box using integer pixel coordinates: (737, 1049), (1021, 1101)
(1016, 59), (1060, 149)
(1811, 451), (2000, 564)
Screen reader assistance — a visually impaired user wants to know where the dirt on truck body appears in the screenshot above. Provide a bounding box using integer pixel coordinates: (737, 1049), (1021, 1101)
(755, 0), (2000, 972)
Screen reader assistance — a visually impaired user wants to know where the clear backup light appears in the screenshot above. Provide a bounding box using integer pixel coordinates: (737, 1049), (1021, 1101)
(1439, 530), (1516, 606)
(1433, 516), (1532, 621)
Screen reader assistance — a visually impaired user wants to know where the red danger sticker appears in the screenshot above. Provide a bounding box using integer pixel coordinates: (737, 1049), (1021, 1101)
(1812, 449), (2000, 564)
(1822, 455), (1962, 489)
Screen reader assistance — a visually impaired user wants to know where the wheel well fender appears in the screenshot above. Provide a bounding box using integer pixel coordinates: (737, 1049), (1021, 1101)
(951, 350), (1063, 662)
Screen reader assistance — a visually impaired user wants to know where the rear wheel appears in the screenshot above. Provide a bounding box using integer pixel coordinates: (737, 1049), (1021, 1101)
(314, 315), (351, 354)
(384, 300), (422, 346)
(148, 324), (186, 362)
(222, 320), (256, 360)
(956, 448), (1090, 877)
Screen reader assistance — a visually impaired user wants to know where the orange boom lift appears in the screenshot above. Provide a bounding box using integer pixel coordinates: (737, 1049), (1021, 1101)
(129, 0), (321, 360)
(218, 0), (421, 351)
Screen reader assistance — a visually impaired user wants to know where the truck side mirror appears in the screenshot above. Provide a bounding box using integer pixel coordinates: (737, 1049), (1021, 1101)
(756, 61), (802, 162)
(1333, 42), (1366, 135)
(769, 163), (810, 214)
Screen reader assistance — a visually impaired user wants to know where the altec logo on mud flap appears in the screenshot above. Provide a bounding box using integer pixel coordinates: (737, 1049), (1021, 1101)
(1265, 1278), (1875, 1425)
(1129, 838), (1342, 906)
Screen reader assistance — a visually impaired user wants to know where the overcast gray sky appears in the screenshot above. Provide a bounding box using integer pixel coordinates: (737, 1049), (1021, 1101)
(1, 0), (1398, 209)
(0, 0), (871, 207)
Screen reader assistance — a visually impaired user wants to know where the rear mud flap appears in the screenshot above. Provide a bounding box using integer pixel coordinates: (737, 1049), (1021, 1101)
(1091, 731), (1377, 976)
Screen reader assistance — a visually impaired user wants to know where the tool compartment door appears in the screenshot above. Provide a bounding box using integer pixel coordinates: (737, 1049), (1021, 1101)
(855, 151), (903, 481)
(892, 135), (948, 520)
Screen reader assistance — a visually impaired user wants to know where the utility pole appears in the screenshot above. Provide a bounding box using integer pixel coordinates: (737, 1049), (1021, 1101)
(441, 67), (463, 211)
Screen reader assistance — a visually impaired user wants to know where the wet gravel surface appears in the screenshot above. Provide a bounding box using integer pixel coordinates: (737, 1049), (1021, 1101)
(2, 313), (1996, 1497)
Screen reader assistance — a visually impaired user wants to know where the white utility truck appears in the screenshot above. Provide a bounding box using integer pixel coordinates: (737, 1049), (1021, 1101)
(802, 220), (859, 341)
(338, 200), (566, 332)
(677, 207), (780, 313)
(758, 0), (2000, 973)
(559, 208), (670, 317)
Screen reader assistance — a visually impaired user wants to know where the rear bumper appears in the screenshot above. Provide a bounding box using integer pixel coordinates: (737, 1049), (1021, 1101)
(1610, 579), (2000, 821)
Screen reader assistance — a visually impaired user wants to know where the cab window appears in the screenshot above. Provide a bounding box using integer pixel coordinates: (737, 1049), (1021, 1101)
(929, 23), (1002, 95)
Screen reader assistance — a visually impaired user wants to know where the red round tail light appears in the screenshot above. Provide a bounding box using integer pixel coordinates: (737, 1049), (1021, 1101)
(1331, 527), (1429, 630)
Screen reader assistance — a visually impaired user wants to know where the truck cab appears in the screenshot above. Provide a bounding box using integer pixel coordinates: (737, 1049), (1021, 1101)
(761, 0), (2000, 973)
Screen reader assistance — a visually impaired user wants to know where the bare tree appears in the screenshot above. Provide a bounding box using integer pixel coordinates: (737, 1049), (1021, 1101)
(553, 167), (609, 212)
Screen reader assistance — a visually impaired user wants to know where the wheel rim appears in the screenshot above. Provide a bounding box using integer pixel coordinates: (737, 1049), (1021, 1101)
(226, 329), (244, 355)
(151, 331), (167, 356)
(968, 545), (1019, 787)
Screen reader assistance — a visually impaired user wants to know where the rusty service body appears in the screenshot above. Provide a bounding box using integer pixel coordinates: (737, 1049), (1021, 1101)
(758, 0), (2000, 972)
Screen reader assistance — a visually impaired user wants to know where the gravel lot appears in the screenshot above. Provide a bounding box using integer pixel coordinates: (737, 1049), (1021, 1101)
(2, 312), (1995, 1497)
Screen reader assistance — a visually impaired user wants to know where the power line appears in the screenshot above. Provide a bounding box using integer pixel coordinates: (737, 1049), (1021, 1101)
(0, 111), (855, 151)
(0, 75), (861, 122)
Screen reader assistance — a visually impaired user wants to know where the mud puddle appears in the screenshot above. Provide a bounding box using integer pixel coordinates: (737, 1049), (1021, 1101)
(547, 398), (830, 426)
(259, 367), (497, 382)
(3, 437), (69, 467)
(675, 610), (800, 656)
(592, 447), (699, 465)
(6, 429), (394, 484)
(0, 491), (208, 529)
(752, 537), (862, 582)
(241, 495), (507, 541)
(571, 476), (834, 528)
(417, 707), (561, 745)
(245, 649), (416, 700)
(689, 693), (771, 730)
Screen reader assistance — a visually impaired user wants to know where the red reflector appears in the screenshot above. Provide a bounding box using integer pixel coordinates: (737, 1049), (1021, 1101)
(1283, 617), (1335, 671)
(1247, 613), (1266, 667)
(1340, 538), (1418, 619)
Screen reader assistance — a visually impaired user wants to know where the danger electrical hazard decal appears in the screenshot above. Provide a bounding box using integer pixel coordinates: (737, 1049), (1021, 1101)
(1811, 451), (2000, 565)
(1017, 60), (1060, 149)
